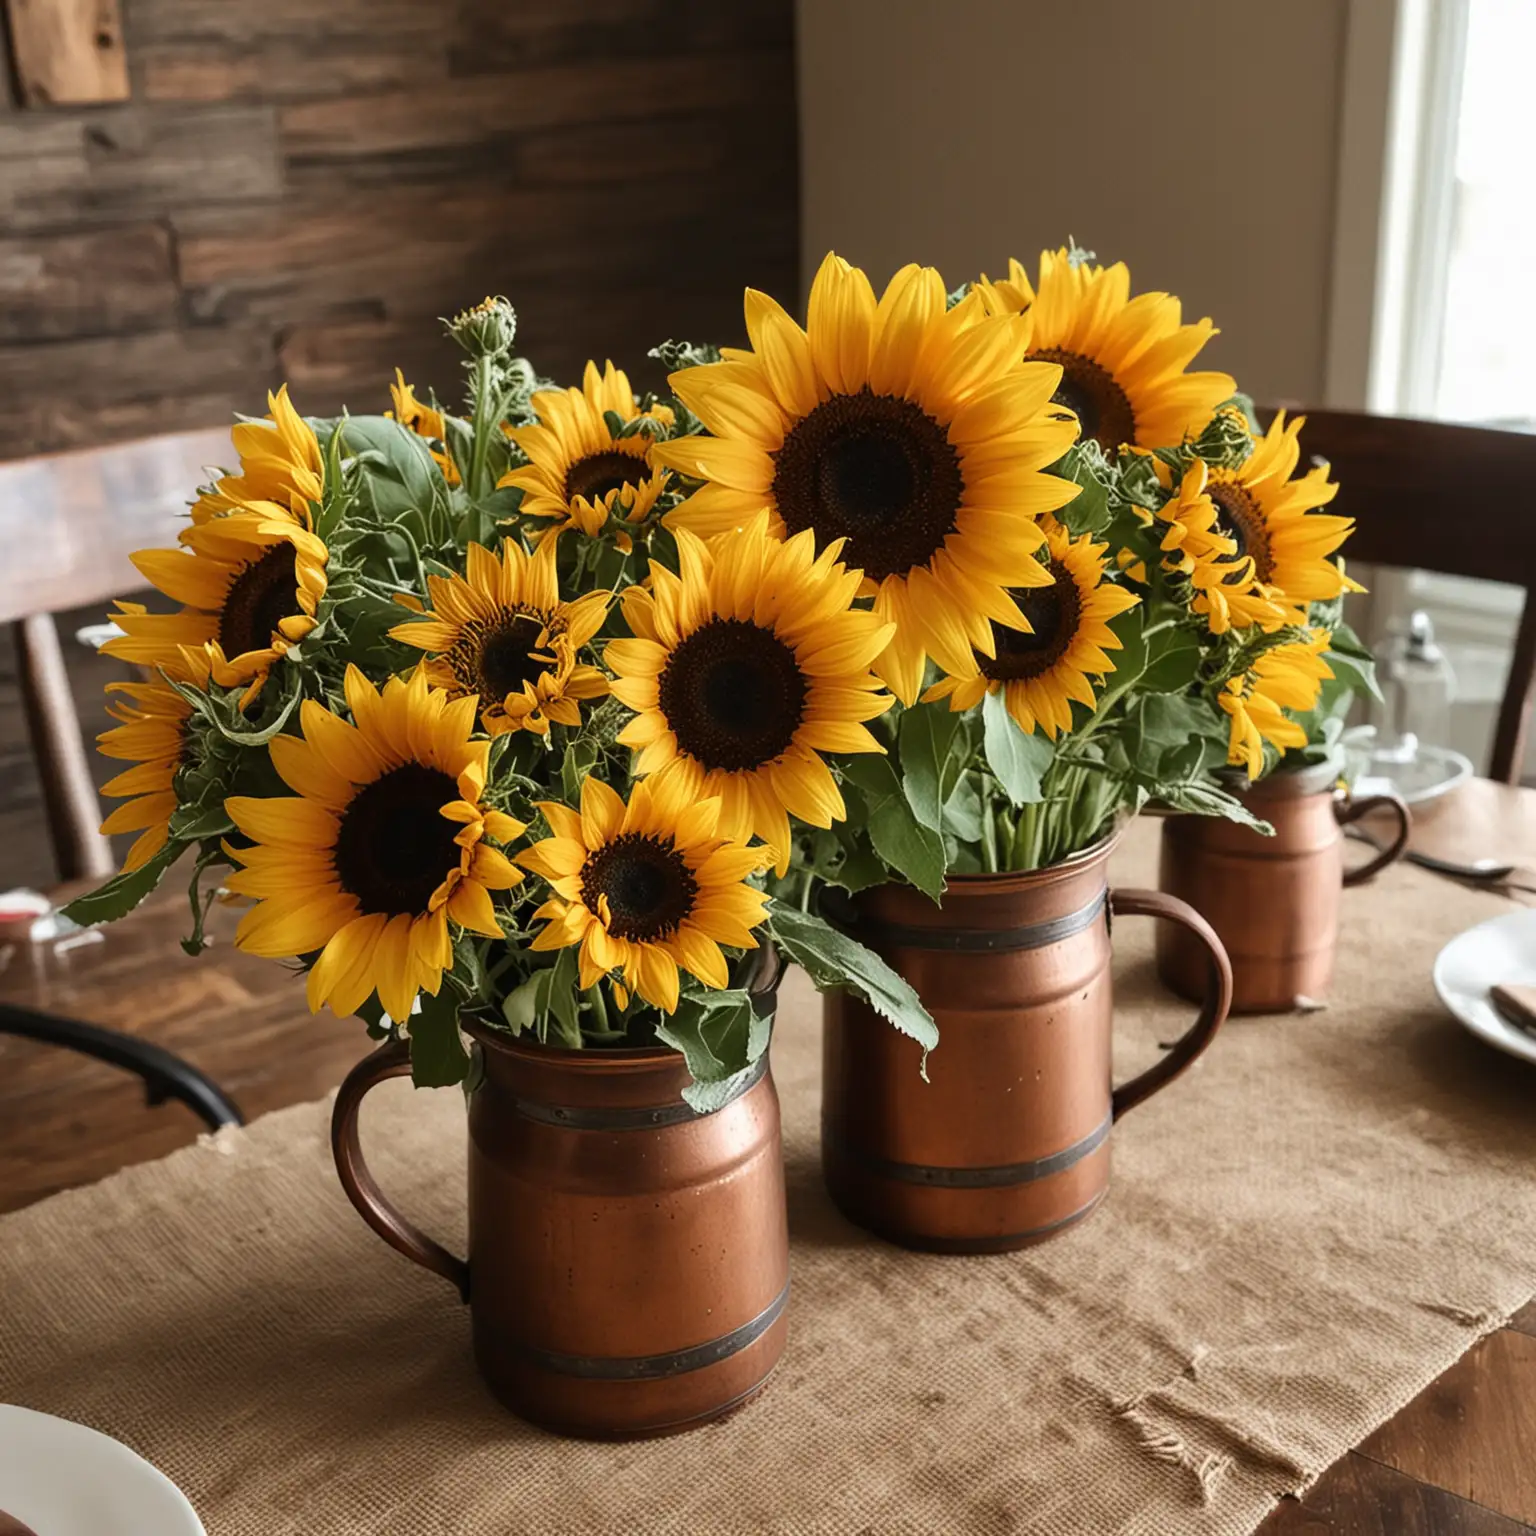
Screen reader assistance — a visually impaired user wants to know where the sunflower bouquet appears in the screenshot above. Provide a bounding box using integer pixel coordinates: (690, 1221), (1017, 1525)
(68, 299), (937, 1106)
(647, 247), (1375, 903)
(69, 248), (1374, 1099)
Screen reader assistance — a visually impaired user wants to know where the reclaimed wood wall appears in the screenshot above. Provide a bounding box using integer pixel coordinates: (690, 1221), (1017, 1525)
(0, 0), (799, 461)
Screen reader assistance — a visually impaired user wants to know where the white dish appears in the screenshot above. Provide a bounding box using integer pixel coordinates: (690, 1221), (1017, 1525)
(1433, 909), (1536, 1068)
(0, 1405), (204, 1536)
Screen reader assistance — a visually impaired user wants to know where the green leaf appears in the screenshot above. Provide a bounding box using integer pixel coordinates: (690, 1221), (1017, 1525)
(827, 836), (889, 894)
(681, 1061), (762, 1114)
(407, 989), (471, 1087)
(654, 989), (752, 1081)
(1323, 646), (1381, 703)
(60, 844), (179, 927)
(767, 901), (938, 1068)
(209, 675), (304, 747)
(1053, 441), (1114, 535)
(941, 773), (984, 843)
(1124, 694), (1227, 777)
(341, 415), (447, 525)
(167, 802), (235, 841)
(560, 737), (598, 806)
(897, 704), (964, 830)
(1138, 628), (1203, 692)
(1103, 612), (1201, 705)
(842, 756), (945, 899)
(544, 944), (582, 1047)
(500, 970), (543, 1036)
(1156, 776), (1273, 834)
(982, 690), (1053, 804)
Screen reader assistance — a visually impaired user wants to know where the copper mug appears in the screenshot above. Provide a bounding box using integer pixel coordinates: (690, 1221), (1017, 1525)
(821, 832), (1232, 1253)
(1156, 761), (1410, 1013)
(332, 1009), (788, 1439)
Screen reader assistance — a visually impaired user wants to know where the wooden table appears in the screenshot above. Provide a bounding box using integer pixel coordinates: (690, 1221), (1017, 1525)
(2, 780), (1534, 1535)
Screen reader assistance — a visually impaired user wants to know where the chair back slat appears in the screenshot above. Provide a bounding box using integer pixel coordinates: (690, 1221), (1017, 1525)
(1268, 407), (1536, 783)
(1, 428), (234, 881)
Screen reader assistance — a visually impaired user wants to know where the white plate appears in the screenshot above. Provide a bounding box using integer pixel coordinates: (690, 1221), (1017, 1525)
(0, 1406), (204, 1536)
(1433, 909), (1536, 1067)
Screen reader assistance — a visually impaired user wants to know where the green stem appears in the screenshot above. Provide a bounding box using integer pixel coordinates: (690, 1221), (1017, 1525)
(466, 357), (497, 503)
(980, 784), (999, 873)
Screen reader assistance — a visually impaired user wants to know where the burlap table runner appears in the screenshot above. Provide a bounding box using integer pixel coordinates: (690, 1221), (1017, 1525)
(3, 819), (1535, 1535)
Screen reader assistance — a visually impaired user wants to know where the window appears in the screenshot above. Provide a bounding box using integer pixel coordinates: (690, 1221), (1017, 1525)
(1432, 0), (1536, 428)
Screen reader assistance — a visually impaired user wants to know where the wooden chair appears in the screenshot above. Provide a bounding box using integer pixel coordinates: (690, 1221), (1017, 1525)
(0, 427), (243, 1129)
(0, 427), (231, 880)
(1266, 407), (1536, 784)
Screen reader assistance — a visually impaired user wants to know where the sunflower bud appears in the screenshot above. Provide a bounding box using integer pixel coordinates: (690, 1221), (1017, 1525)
(446, 296), (517, 358)
(1191, 400), (1256, 468)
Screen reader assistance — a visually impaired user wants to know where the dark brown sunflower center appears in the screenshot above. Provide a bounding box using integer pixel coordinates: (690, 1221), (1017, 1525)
(333, 763), (462, 918)
(565, 450), (649, 506)
(1031, 347), (1136, 453)
(219, 543), (301, 658)
(581, 832), (698, 942)
(770, 388), (963, 582)
(1208, 480), (1273, 583)
(446, 607), (561, 700)
(656, 618), (807, 772)
(979, 561), (1082, 681)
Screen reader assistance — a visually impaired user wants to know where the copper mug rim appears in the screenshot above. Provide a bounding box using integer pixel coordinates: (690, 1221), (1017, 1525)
(461, 943), (783, 1072)
(940, 822), (1125, 893)
(1215, 754), (1343, 803)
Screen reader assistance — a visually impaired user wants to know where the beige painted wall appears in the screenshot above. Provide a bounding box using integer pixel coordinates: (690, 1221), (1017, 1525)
(796, 0), (1350, 406)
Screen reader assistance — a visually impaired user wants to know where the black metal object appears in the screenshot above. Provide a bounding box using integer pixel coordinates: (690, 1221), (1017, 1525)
(0, 1003), (243, 1130)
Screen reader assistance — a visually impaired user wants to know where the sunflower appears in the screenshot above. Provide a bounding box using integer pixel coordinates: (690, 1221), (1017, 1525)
(96, 648), (216, 872)
(388, 369), (461, 486)
(191, 385), (324, 525)
(923, 516), (1140, 738)
(225, 667), (526, 1023)
(104, 507), (329, 705)
(517, 775), (770, 1014)
(501, 360), (674, 542)
(1220, 630), (1335, 778)
(1152, 459), (1289, 635)
(1198, 412), (1360, 627)
(605, 518), (892, 872)
(653, 253), (1081, 704)
(976, 250), (1236, 454)
(389, 535), (609, 736)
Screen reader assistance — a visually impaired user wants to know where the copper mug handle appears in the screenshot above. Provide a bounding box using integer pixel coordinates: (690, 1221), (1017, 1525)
(1107, 888), (1234, 1119)
(331, 1038), (471, 1302)
(1335, 792), (1411, 886)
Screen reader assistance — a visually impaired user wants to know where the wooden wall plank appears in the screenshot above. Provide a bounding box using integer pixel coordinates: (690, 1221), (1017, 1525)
(6, 0), (130, 106)
(446, 0), (792, 71)
(0, 106), (283, 230)
(279, 52), (790, 162)
(139, 42), (450, 105)
(0, 326), (278, 458)
(0, 1), (797, 477)
(0, 224), (178, 341)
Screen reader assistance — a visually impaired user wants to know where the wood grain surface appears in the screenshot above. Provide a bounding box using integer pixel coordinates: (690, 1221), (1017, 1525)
(4, 0), (130, 106)
(3, 780), (1533, 1535)
(0, 0), (798, 459)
